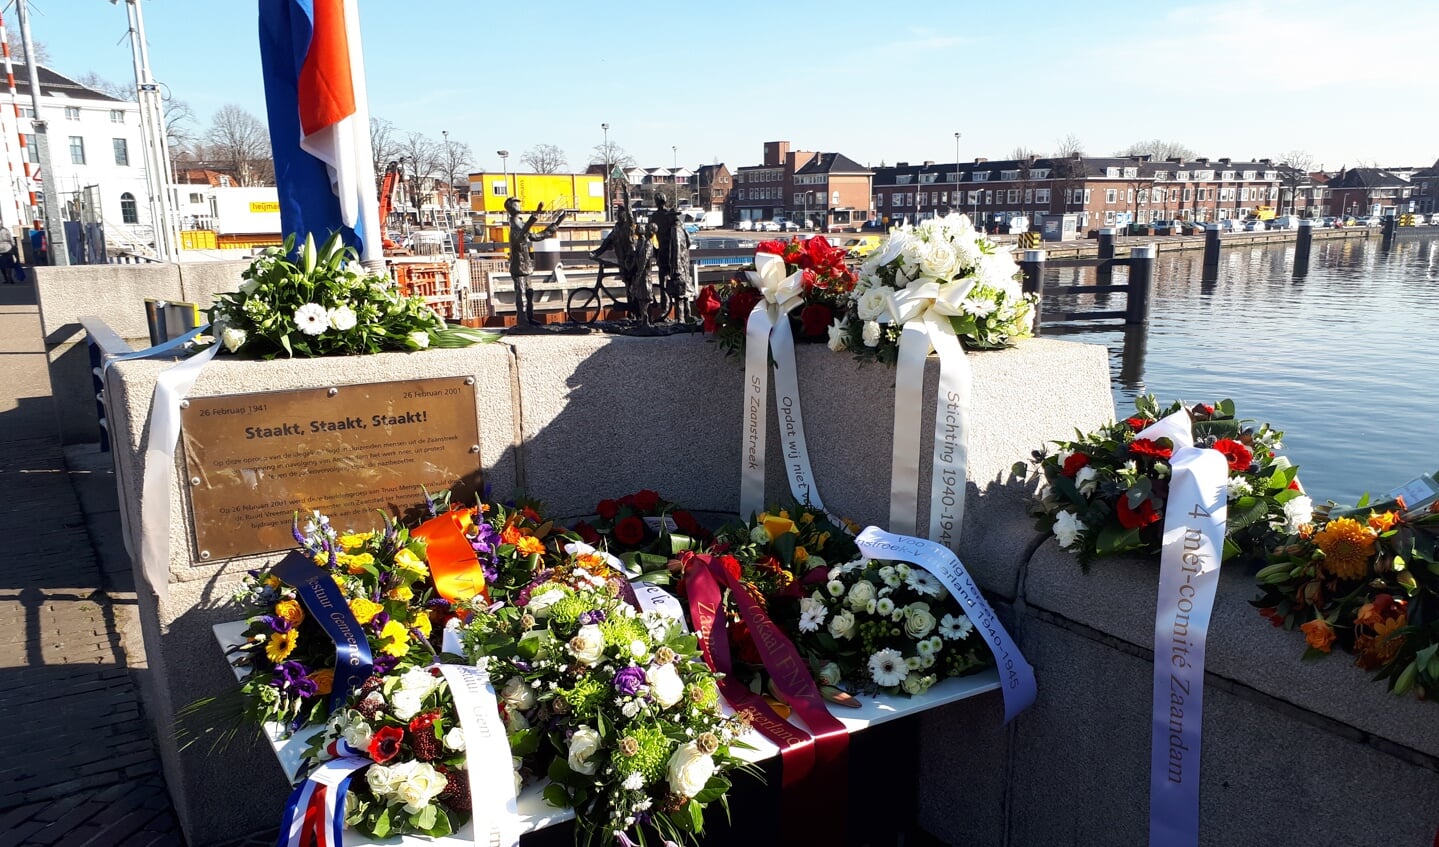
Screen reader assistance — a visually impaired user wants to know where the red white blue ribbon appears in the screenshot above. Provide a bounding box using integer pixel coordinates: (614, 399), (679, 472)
(276, 750), (368, 847)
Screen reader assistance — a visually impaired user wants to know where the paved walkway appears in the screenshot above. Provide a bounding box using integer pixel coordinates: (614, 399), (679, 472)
(0, 280), (183, 846)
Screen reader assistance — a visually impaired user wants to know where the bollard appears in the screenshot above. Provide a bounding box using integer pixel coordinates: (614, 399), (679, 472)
(1020, 249), (1046, 336)
(1125, 244), (1156, 325)
(1097, 227), (1115, 285)
(1381, 213), (1396, 242)
(1294, 219), (1314, 275)
(1203, 223), (1221, 269)
(1118, 324), (1148, 391)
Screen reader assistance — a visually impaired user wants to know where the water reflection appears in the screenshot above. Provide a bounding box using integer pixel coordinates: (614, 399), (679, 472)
(1039, 233), (1439, 503)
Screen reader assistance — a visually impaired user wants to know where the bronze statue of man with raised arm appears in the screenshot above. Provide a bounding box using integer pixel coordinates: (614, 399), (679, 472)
(506, 196), (567, 325)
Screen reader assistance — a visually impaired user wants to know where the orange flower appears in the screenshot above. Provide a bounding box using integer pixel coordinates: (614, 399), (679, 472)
(1300, 618), (1336, 653)
(501, 524), (524, 546)
(522, 506), (542, 523)
(1312, 518), (1376, 580)
(1355, 616), (1407, 670)
(307, 669), (334, 696)
(515, 535), (544, 556)
(273, 599), (305, 627)
(1355, 594), (1403, 628)
(1366, 511), (1399, 533)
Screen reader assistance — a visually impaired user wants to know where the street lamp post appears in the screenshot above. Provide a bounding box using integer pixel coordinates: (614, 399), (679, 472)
(442, 130), (449, 216)
(601, 123), (610, 222)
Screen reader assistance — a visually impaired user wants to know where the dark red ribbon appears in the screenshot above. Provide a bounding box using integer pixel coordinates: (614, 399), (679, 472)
(684, 555), (848, 842)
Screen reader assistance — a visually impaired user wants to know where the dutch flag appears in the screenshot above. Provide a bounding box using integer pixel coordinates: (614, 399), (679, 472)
(259, 0), (381, 262)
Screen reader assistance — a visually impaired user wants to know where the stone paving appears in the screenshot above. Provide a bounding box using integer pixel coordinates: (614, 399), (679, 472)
(0, 280), (184, 846)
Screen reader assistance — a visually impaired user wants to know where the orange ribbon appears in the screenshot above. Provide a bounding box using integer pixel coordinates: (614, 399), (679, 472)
(413, 510), (487, 606)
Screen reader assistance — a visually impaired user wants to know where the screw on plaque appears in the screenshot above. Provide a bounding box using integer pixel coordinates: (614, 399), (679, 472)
(464, 377), (475, 385)
(179, 399), (190, 409)
(470, 445), (480, 453)
(189, 477), (201, 486)
(328, 387), (339, 397)
(199, 550), (211, 560)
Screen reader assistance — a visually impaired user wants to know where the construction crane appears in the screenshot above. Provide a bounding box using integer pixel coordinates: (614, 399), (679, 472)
(377, 161), (404, 253)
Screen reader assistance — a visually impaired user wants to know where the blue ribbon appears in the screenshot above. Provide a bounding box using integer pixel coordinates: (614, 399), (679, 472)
(272, 551), (373, 714)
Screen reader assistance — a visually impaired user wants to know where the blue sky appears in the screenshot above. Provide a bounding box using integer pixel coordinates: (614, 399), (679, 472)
(40, 0), (1439, 174)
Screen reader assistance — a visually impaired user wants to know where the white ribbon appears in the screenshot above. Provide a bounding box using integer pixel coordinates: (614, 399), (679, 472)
(1137, 411), (1227, 847)
(137, 337), (220, 598)
(439, 663), (520, 847)
(854, 526), (1036, 723)
(739, 252), (828, 518)
(887, 309), (972, 556)
(630, 581), (689, 633)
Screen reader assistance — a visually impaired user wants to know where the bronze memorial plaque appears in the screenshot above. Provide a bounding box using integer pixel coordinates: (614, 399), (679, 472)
(180, 377), (481, 560)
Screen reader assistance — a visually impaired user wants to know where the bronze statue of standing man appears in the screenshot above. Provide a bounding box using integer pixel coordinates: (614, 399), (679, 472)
(651, 193), (694, 322)
(506, 196), (567, 325)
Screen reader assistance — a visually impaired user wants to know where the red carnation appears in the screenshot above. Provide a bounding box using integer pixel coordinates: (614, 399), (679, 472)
(1212, 439), (1254, 472)
(614, 516), (646, 546)
(1128, 438), (1173, 461)
(1061, 453), (1090, 478)
(369, 725), (404, 764)
(1116, 494), (1161, 529)
(716, 554), (743, 582)
(573, 521), (602, 545)
(798, 303), (833, 338)
(727, 288), (763, 322)
(756, 240), (787, 256)
(730, 617), (762, 665)
(695, 286), (723, 333)
(596, 499), (619, 521)
(631, 489), (662, 511)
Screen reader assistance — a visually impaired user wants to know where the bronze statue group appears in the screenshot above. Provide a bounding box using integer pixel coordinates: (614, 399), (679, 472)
(506, 190), (694, 327)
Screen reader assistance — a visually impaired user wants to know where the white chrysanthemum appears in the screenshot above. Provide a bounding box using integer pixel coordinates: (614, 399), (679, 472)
(879, 566), (902, 588)
(826, 579), (846, 598)
(1227, 475), (1253, 498)
(622, 772), (645, 791)
(904, 569), (946, 599)
(327, 304), (358, 331)
(1076, 465), (1100, 495)
(938, 613), (973, 640)
(868, 648), (907, 687)
(1283, 495), (1314, 533)
(861, 320), (882, 347)
(798, 595), (828, 632)
(875, 597), (895, 616)
(749, 525), (771, 545)
(1053, 510), (1087, 549)
(293, 302), (328, 336)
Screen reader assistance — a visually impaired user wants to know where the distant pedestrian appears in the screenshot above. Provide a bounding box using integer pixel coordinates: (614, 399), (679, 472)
(0, 226), (15, 283)
(29, 227), (46, 267)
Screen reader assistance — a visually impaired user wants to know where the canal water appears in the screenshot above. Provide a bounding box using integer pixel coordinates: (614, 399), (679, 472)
(1041, 233), (1439, 504)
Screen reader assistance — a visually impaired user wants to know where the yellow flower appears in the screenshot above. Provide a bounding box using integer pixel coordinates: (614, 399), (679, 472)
(762, 515), (796, 540)
(1313, 517), (1377, 580)
(816, 531), (831, 551)
(337, 532), (373, 551)
(387, 583), (414, 602)
(793, 546), (809, 566)
(1367, 511), (1399, 533)
(516, 535), (545, 556)
(349, 597), (383, 625)
(394, 548), (429, 577)
(265, 629), (298, 663)
(264, 575), (282, 591)
(379, 619), (409, 657)
(312, 553), (329, 568)
(273, 599), (305, 627)
(799, 511), (814, 525)
(778, 509), (790, 520)
(411, 613), (432, 638)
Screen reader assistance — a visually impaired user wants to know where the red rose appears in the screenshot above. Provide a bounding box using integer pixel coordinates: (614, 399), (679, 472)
(1061, 453), (1090, 478)
(798, 303), (833, 338)
(573, 520), (601, 545)
(409, 710), (441, 734)
(717, 554), (743, 582)
(1125, 416), (1151, 430)
(727, 288), (762, 322)
(596, 499), (619, 521)
(695, 286), (723, 333)
(805, 235), (836, 265)
(1212, 439), (1253, 472)
(731, 618), (761, 665)
(1116, 494), (1161, 529)
(673, 509), (702, 536)
(369, 725), (404, 764)
(1195, 403), (1215, 417)
(631, 489), (661, 512)
(613, 516), (646, 546)
(756, 240), (787, 256)
(1128, 438), (1173, 461)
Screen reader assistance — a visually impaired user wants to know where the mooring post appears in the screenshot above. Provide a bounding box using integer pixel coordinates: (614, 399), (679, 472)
(1382, 213), (1396, 242)
(1203, 223), (1221, 269)
(1294, 218), (1314, 275)
(1020, 248), (1046, 336)
(1126, 244), (1156, 325)
(1097, 227), (1115, 285)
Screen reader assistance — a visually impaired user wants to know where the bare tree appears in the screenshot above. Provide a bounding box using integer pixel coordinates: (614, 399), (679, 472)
(1008, 146), (1040, 161)
(1115, 139), (1196, 161)
(521, 143), (567, 174)
(1278, 150), (1315, 215)
(205, 104), (272, 186)
(591, 140), (635, 172)
(397, 132), (442, 224)
(1052, 134), (1085, 158)
(369, 117), (402, 182)
(77, 71), (132, 100)
(7, 25), (49, 66)
(438, 138), (473, 210)
(164, 98), (197, 154)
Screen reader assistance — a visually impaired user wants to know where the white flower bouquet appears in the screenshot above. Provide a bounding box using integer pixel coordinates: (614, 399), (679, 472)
(207, 232), (492, 359)
(831, 213), (1036, 362)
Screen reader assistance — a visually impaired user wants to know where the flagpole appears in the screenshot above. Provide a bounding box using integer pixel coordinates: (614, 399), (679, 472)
(341, 0), (382, 269)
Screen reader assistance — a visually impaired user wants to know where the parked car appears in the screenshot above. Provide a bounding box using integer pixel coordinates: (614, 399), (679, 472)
(1218, 219), (1242, 232)
(757, 220), (782, 232)
(843, 235), (883, 259)
(1269, 216), (1299, 230)
(1357, 216), (1381, 227)
(1154, 220), (1183, 235)
(1319, 216), (1337, 228)
(1244, 219), (1267, 232)
(776, 219), (801, 232)
(683, 223), (700, 235)
(736, 220), (755, 232)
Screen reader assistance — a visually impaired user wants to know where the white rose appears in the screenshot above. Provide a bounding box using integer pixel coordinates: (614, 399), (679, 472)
(408, 330), (430, 349)
(647, 661), (685, 708)
(569, 623), (606, 666)
(816, 662), (843, 686)
(390, 666), (441, 720)
(1053, 510), (1087, 549)
(846, 580), (876, 611)
(898, 233), (926, 270)
(221, 326), (247, 353)
(340, 717), (373, 751)
(526, 587), (566, 618)
(365, 763), (398, 799)
(862, 320), (882, 347)
(904, 603), (936, 639)
(327, 304), (358, 331)
(855, 287), (889, 321)
(501, 675), (537, 711)
(1075, 465), (1099, 495)
(567, 726), (602, 775)
(392, 760), (448, 814)
(504, 708), (530, 733)
(442, 726), (466, 752)
(666, 741), (716, 798)
(826, 319), (849, 352)
(918, 237), (959, 279)
(828, 608), (857, 640)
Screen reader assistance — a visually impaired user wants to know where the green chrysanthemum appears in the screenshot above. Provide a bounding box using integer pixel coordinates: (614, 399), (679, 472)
(621, 724), (673, 783)
(599, 615), (647, 649)
(685, 676), (719, 709)
(548, 594), (589, 627)
(561, 674), (607, 719)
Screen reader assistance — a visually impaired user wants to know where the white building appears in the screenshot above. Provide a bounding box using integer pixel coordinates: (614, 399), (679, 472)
(0, 65), (156, 253)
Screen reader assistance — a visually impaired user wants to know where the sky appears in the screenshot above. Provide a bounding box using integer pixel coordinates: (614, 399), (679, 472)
(36, 0), (1439, 175)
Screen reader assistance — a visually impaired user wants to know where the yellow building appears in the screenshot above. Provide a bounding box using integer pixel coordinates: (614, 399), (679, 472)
(470, 172), (607, 225)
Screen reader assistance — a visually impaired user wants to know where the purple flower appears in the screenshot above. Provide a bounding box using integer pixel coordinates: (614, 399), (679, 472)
(372, 654), (399, 676)
(369, 612), (391, 635)
(271, 660), (317, 699)
(261, 615), (292, 633)
(512, 659), (532, 672)
(613, 665), (645, 696)
(579, 609), (607, 625)
(426, 598), (452, 610)
(471, 522), (500, 556)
